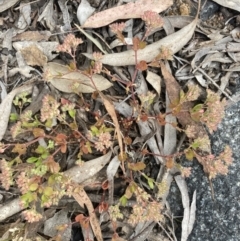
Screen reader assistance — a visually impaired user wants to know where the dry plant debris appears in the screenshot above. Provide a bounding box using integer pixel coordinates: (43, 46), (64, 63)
(0, 0), (238, 240)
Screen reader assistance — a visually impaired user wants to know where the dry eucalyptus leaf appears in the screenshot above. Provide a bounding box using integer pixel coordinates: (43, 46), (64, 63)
(107, 156), (120, 205)
(44, 62), (113, 93)
(230, 27), (240, 43)
(0, 0), (18, 13)
(175, 175), (192, 241)
(20, 45), (48, 66)
(37, 0), (56, 31)
(164, 92), (177, 155)
(212, 0), (240, 12)
(146, 70), (161, 95)
(58, 0), (71, 31)
(0, 83), (34, 141)
(83, 10), (199, 66)
(109, 37), (133, 49)
(65, 151), (112, 184)
(43, 209), (71, 240)
(13, 31), (51, 42)
(82, 0), (173, 28)
(13, 41), (58, 61)
(77, 0), (96, 25)
(16, 3), (31, 32)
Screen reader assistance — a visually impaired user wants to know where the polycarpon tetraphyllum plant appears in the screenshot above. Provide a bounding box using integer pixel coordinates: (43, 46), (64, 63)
(0, 11), (233, 239)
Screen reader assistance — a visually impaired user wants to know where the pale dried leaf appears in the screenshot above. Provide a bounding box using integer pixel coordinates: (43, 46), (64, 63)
(38, 0), (56, 31)
(16, 3), (31, 32)
(231, 27), (240, 43)
(109, 37), (133, 49)
(58, 0), (71, 31)
(77, 0), (96, 25)
(20, 45), (48, 66)
(0, 84), (34, 141)
(194, 73), (207, 87)
(73, 187), (103, 241)
(188, 190), (197, 236)
(12, 31), (51, 42)
(2, 28), (13, 50)
(164, 93), (177, 155)
(175, 175), (190, 241)
(0, 81), (7, 101)
(13, 41), (58, 61)
(212, 0), (240, 12)
(65, 151), (112, 183)
(8, 66), (35, 78)
(146, 70), (161, 95)
(107, 156), (120, 205)
(43, 209), (71, 239)
(0, 0), (18, 13)
(130, 221), (155, 241)
(82, 0), (173, 28)
(83, 10), (198, 66)
(44, 62), (113, 93)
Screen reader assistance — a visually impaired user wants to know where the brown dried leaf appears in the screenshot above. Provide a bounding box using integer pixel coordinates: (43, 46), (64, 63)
(160, 61), (208, 141)
(100, 93), (123, 158)
(44, 62), (113, 93)
(73, 186), (103, 241)
(21, 45), (48, 66)
(82, 0), (173, 28)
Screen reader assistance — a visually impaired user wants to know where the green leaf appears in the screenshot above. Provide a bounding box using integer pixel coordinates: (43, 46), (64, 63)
(191, 141), (200, 150)
(68, 109), (76, 119)
(10, 113), (19, 121)
(90, 126), (99, 136)
(47, 140), (55, 149)
(41, 194), (48, 203)
(45, 118), (53, 128)
(191, 104), (203, 112)
(147, 178), (154, 189)
(185, 149), (195, 161)
(119, 195), (127, 206)
(29, 183), (38, 191)
(41, 152), (49, 159)
(35, 145), (46, 154)
(44, 186), (53, 196)
(27, 157), (38, 163)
